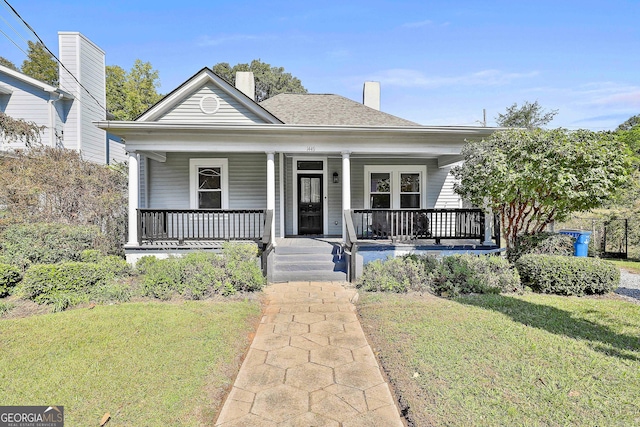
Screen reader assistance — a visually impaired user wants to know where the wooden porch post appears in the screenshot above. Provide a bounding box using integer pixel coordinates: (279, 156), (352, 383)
(266, 152), (276, 241)
(127, 152), (139, 246)
(342, 151), (351, 242)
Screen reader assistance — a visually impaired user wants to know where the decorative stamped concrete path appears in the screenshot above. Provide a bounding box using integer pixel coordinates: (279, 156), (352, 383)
(215, 281), (405, 426)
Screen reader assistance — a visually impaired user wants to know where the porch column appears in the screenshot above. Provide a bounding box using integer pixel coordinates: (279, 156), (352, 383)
(127, 152), (139, 246)
(483, 197), (493, 246)
(266, 152), (276, 239)
(342, 151), (351, 241)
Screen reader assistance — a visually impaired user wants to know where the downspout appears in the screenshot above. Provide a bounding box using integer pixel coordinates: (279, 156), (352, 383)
(48, 92), (63, 148)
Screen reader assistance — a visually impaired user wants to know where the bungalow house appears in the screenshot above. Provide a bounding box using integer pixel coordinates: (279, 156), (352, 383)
(96, 68), (501, 281)
(0, 32), (125, 164)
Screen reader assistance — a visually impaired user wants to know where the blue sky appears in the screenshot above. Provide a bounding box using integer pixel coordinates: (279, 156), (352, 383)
(1, 0), (638, 129)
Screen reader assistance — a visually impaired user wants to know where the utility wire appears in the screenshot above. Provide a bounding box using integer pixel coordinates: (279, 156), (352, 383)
(2, 0), (108, 116)
(0, 26), (28, 58)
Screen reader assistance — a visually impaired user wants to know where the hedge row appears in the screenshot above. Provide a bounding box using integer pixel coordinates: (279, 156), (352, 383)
(516, 254), (619, 296)
(0, 223), (101, 269)
(357, 254), (521, 297)
(358, 252), (619, 297)
(138, 243), (265, 300)
(16, 256), (131, 312)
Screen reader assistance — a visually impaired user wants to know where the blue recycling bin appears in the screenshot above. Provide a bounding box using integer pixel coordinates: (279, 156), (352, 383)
(558, 230), (592, 257)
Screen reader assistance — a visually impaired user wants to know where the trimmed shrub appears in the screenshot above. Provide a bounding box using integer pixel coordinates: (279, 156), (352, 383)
(138, 243), (264, 300)
(222, 242), (264, 292)
(98, 255), (131, 277)
(432, 254), (521, 297)
(516, 254), (619, 296)
(17, 262), (105, 311)
(0, 223), (100, 269)
(357, 256), (431, 293)
(508, 232), (574, 262)
(0, 263), (22, 297)
(80, 249), (101, 263)
(140, 258), (183, 300)
(16, 257), (132, 311)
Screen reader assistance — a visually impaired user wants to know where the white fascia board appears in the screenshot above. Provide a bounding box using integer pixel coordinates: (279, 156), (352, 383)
(94, 121), (497, 155)
(0, 85), (12, 94)
(136, 69), (281, 124)
(0, 64), (58, 93)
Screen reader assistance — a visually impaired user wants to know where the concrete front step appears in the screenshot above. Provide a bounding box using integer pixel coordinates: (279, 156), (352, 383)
(270, 239), (347, 282)
(274, 244), (342, 255)
(275, 260), (347, 272)
(271, 270), (348, 282)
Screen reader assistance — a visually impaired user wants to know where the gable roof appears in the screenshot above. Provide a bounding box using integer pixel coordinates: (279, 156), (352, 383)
(136, 67), (282, 123)
(259, 93), (420, 127)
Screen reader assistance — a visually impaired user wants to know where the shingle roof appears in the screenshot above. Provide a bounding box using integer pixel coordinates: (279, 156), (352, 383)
(259, 93), (421, 127)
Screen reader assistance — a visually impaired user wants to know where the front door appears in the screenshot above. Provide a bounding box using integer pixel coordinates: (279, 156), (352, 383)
(298, 174), (323, 235)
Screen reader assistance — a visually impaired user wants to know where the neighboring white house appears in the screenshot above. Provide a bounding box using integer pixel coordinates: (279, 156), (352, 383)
(97, 68), (501, 280)
(0, 32), (126, 164)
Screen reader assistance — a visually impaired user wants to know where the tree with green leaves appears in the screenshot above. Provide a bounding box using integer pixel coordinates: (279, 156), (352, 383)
(21, 41), (58, 86)
(617, 114), (640, 132)
(496, 101), (558, 129)
(0, 56), (18, 71)
(212, 59), (307, 102)
(452, 128), (631, 249)
(106, 60), (162, 120)
(0, 112), (44, 147)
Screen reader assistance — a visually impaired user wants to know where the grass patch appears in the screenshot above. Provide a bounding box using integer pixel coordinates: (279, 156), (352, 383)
(0, 300), (261, 425)
(358, 293), (640, 427)
(611, 259), (640, 274)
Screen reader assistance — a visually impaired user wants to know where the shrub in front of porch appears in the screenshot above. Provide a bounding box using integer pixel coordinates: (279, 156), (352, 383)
(16, 257), (132, 312)
(356, 255), (437, 293)
(516, 255), (619, 296)
(431, 255), (522, 297)
(139, 244), (265, 300)
(357, 254), (521, 296)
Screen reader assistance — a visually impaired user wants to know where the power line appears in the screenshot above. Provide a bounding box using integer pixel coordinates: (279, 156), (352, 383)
(1, 0), (108, 116)
(0, 26), (28, 58)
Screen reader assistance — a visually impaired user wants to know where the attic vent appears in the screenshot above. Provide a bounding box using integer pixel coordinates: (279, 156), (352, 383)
(199, 95), (220, 114)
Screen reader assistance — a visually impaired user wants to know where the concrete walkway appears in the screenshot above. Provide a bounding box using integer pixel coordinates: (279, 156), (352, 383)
(215, 281), (405, 426)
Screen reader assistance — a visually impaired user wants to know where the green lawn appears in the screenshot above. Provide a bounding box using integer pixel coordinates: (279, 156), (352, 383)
(611, 259), (640, 274)
(0, 300), (261, 426)
(358, 293), (640, 427)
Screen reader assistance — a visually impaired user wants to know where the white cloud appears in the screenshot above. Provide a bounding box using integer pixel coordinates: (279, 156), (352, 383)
(367, 68), (540, 89)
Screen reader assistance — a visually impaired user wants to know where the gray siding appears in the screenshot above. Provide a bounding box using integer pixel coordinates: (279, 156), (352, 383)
(434, 167), (462, 208)
(108, 139), (128, 165)
(158, 83), (266, 123)
(0, 73), (54, 148)
(148, 152), (268, 210)
(58, 32), (106, 162)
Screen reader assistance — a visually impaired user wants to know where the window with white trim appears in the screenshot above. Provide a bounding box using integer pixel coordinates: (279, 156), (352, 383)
(189, 159), (229, 209)
(364, 165), (426, 209)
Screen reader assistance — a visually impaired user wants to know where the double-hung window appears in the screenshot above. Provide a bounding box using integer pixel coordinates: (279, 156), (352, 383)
(189, 158), (229, 209)
(365, 165), (426, 209)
